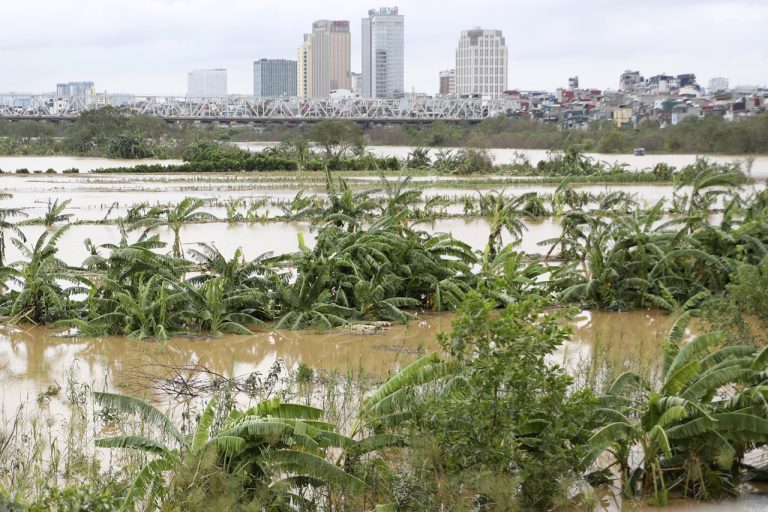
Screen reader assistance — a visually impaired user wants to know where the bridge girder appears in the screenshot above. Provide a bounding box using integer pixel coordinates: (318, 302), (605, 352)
(0, 94), (521, 123)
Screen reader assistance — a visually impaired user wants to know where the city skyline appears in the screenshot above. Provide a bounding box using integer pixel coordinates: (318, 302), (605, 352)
(1, 0), (766, 95)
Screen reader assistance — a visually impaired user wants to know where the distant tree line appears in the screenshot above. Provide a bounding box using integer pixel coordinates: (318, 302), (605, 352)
(0, 109), (766, 158)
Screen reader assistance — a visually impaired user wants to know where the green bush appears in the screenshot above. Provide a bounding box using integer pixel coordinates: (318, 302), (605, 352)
(728, 256), (768, 324)
(408, 295), (594, 511)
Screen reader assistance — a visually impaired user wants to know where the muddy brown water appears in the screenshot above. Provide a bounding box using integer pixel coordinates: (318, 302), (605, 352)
(0, 310), (675, 415)
(2, 306), (768, 509)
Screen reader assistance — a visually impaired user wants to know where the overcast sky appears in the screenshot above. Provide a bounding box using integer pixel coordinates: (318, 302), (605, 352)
(1, 0), (766, 95)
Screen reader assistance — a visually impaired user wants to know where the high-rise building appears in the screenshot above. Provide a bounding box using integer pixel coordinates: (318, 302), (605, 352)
(361, 7), (404, 98)
(56, 81), (95, 97)
(187, 69), (227, 98)
(297, 34), (313, 99)
(455, 28), (508, 98)
(310, 20), (351, 97)
(619, 70), (644, 92)
(439, 69), (455, 97)
(708, 77), (729, 94)
(253, 59), (297, 97)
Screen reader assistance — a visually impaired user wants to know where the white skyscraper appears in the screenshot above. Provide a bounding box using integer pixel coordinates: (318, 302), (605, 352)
(455, 28), (508, 98)
(708, 77), (729, 94)
(187, 69), (227, 98)
(361, 7), (404, 98)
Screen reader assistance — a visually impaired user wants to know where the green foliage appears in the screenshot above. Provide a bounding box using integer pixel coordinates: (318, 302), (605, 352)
(587, 320), (768, 503)
(596, 129), (631, 153)
(1, 226), (89, 323)
(392, 295), (595, 511)
(0, 484), (119, 512)
(93, 392), (367, 511)
(107, 134), (152, 159)
(309, 120), (363, 158)
(727, 255), (768, 323)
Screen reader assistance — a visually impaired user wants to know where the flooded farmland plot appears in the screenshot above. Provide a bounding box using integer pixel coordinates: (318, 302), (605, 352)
(235, 143), (768, 179)
(2, 159), (768, 510)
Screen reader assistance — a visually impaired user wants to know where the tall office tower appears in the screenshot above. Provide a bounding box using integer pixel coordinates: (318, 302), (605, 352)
(253, 59), (297, 97)
(361, 7), (404, 98)
(297, 34), (313, 99)
(455, 28), (508, 98)
(187, 69), (227, 98)
(439, 69), (456, 96)
(56, 81), (95, 97)
(310, 20), (351, 97)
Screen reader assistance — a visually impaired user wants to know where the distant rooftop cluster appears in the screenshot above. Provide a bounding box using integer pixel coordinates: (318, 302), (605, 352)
(496, 70), (765, 130)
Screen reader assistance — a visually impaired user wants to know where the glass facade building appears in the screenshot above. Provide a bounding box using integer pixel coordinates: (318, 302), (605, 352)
(361, 7), (404, 98)
(253, 59), (297, 97)
(56, 81), (95, 97)
(187, 69), (227, 98)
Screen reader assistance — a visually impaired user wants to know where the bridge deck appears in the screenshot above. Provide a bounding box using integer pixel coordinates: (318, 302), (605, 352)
(0, 95), (522, 122)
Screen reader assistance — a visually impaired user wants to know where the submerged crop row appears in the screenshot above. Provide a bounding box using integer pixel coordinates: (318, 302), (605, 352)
(1, 160), (768, 510)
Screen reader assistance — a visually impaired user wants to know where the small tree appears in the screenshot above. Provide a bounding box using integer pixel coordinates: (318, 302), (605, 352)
(309, 120), (362, 158)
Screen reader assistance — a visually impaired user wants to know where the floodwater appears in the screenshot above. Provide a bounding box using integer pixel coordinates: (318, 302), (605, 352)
(0, 156), (181, 173)
(3, 173), (763, 229)
(2, 305), (768, 510)
(0, 314), (451, 414)
(234, 142), (768, 179)
(3, 218), (562, 266)
(0, 310), (674, 419)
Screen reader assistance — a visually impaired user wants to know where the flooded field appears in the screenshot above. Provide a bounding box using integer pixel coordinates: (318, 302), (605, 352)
(2, 148), (766, 179)
(2, 172), (763, 225)
(0, 155), (182, 173)
(235, 142), (768, 178)
(0, 309), (673, 417)
(2, 161), (768, 510)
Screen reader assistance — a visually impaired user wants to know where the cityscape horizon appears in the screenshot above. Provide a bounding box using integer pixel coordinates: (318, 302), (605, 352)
(1, 0), (766, 96)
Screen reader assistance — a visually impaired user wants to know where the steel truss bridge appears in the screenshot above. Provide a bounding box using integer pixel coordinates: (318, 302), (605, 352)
(0, 94), (521, 124)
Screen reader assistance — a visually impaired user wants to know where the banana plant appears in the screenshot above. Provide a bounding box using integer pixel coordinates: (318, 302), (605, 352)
(1, 226), (90, 323)
(586, 314), (768, 503)
(0, 193), (26, 266)
(94, 392), (365, 511)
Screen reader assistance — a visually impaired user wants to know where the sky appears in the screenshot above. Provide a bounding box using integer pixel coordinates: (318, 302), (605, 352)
(1, 0), (766, 96)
